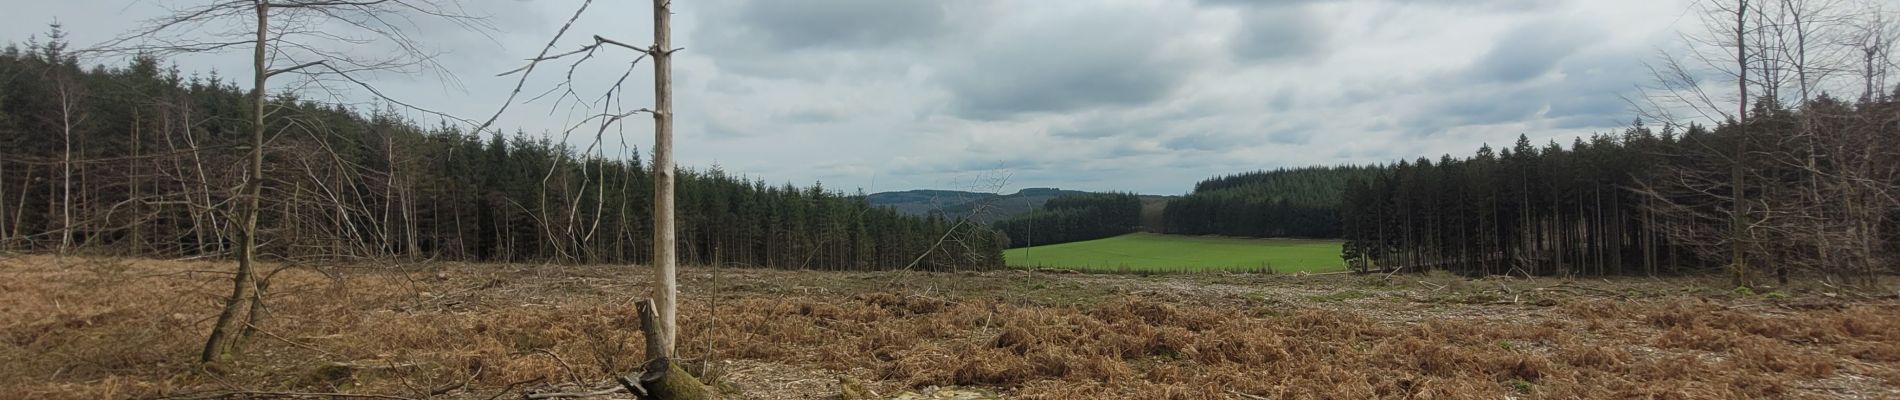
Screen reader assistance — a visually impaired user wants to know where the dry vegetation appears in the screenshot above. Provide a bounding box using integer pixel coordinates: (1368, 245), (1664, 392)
(4, 255), (1900, 399)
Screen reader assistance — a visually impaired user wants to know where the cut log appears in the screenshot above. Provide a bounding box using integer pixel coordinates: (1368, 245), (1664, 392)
(622, 299), (709, 400)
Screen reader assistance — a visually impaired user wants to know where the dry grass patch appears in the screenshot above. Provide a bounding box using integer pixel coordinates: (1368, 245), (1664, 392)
(2, 255), (1898, 399)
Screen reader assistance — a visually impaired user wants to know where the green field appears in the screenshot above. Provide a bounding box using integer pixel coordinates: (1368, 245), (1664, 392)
(1003, 233), (1346, 273)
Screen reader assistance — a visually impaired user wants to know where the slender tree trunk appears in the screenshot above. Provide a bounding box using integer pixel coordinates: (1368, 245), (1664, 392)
(59, 83), (75, 254)
(1731, 0), (1751, 288)
(202, 1), (268, 362)
(131, 111), (143, 256)
(11, 165), (31, 242)
(0, 156), (8, 250)
(383, 134), (396, 257)
(650, 0), (679, 357)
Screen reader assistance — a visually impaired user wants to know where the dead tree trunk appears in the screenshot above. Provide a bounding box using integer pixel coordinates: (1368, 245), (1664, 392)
(0, 154), (8, 250)
(650, 0), (679, 358)
(1730, 0), (1752, 288)
(130, 111), (143, 256)
(57, 76), (78, 254)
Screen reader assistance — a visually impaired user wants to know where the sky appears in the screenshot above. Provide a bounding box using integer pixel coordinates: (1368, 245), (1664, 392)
(2, 0), (1707, 195)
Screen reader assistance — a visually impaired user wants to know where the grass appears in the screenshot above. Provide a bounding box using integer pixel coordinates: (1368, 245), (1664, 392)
(1003, 233), (1346, 273)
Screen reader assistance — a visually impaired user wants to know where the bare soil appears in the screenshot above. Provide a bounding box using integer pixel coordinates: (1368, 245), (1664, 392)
(4, 254), (1899, 399)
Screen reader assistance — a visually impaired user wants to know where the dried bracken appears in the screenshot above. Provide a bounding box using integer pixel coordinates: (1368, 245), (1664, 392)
(2, 255), (1897, 399)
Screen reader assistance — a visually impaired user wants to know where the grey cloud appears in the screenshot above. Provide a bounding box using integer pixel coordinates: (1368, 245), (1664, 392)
(1230, 4), (1328, 61)
(1403, 56), (1644, 137)
(1158, 120), (1318, 151)
(1549, 115), (1621, 129)
(1268, 88), (1299, 111)
(1467, 19), (1604, 83)
(1046, 116), (1119, 139)
(1266, 124), (1313, 144)
(702, 118), (754, 139)
(1546, 91), (1628, 120)
(729, 0), (952, 49)
(1332, 145), (1399, 161)
(943, 50), (1185, 120)
(0, 0), (1685, 196)
(780, 107), (848, 124)
(1440, 91), (1543, 124)
(1050, 125), (1124, 140)
(1050, 117), (1159, 140)
(1542, 57), (1644, 121)
(1199, 0), (1554, 12)
(1106, 142), (1165, 158)
(938, 5), (1200, 120)
(948, 157), (1044, 174)
(691, 0), (963, 79)
(1163, 132), (1234, 151)
(1397, 87), (1545, 136)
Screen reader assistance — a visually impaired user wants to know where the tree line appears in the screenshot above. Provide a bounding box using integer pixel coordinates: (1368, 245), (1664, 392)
(0, 32), (1003, 271)
(1341, 0), (1900, 285)
(1339, 127), (1675, 277)
(1341, 100), (1897, 283)
(1162, 166), (1381, 238)
(992, 193), (1141, 248)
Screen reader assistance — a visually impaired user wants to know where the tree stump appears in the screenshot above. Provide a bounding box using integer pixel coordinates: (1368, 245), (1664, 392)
(619, 357), (709, 400)
(618, 299), (709, 400)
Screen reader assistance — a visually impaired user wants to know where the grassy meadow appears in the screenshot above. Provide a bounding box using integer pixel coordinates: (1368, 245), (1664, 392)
(1003, 233), (1346, 273)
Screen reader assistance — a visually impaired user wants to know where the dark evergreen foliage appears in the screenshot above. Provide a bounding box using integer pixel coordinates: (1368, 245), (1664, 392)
(992, 193), (1141, 248)
(0, 39), (1003, 271)
(1339, 118), (1782, 277)
(1163, 166), (1381, 238)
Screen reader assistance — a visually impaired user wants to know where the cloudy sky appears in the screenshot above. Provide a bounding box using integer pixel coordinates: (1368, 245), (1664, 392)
(5, 0), (1702, 194)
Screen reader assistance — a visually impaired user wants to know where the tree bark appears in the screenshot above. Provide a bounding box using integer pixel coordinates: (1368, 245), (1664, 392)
(130, 111), (143, 256)
(202, 0), (268, 363)
(58, 78), (76, 254)
(650, 0), (678, 357)
(1728, 0), (1752, 288)
(0, 155), (8, 250)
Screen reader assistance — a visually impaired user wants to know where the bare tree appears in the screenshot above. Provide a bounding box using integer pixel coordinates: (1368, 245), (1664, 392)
(482, 0), (709, 395)
(1731, 0), (1753, 287)
(48, 62), (85, 255)
(649, 0), (680, 359)
(93, 0), (484, 362)
(1636, 0), (1900, 285)
(1848, 2), (1900, 101)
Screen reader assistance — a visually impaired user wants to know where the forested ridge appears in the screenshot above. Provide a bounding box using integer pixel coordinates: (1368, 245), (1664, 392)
(1162, 166), (1381, 238)
(992, 192), (1142, 248)
(0, 33), (1004, 271)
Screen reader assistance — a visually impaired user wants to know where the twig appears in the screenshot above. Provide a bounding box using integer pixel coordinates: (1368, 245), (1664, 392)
(427, 365), (482, 397)
(1230, 390), (1271, 400)
(162, 391), (417, 400)
(480, 376), (544, 400)
(242, 321), (337, 357)
(522, 385), (622, 399)
(533, 348), (585, 385)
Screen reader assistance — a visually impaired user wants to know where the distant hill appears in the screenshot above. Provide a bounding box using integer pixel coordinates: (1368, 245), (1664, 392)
(863, 189), (1001, 216)
(868, 188), (1170, 224)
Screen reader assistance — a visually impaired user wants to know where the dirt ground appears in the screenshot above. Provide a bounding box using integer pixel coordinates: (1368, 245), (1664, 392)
(4, 254), (1900, 399)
